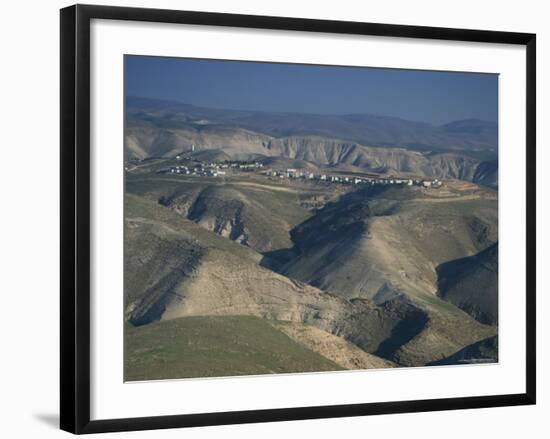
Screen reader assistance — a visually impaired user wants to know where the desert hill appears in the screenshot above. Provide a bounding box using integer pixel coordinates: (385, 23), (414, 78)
(126, 124), (497, 186)
(126, 175), (314, 253)
(123, 97), (499, 379)
(125, 192), (495, 368)
(436, 243), (498, 325)
(125, 97), (498, 187)
(428, 335), (498, 365)
(269, 182), (497, 303)
(272, 321), (396, 370)
(472, 159), (498, 188)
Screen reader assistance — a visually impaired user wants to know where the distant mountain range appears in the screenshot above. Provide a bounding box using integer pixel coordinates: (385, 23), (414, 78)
(125, 96), (498, 187)
(127, 96), (498, 154)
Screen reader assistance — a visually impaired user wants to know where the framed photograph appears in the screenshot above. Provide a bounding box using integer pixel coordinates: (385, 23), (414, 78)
(60, 4), (536, 434)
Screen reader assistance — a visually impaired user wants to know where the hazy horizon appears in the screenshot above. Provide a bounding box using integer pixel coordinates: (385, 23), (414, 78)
(125, 55), (498, 126)
(126, 94), (498, 127)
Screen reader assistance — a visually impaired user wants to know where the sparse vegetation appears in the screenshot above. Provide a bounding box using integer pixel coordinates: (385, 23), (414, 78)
(125, 315), (343, 381)
(124, 98), (498, 381)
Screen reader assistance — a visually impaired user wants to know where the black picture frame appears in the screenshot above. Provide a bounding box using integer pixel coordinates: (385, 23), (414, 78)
(60, 4), (536, 434)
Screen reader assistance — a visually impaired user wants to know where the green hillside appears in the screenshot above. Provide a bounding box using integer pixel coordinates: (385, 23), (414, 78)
(125, 315), (343, 381)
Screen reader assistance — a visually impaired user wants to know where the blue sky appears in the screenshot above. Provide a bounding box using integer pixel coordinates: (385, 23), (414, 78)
(125, 55), (498, 126)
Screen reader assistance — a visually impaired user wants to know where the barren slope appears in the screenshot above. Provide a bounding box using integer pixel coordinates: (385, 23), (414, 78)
(436, 243), (498, 325)
(428, 335), (498, 365)
(126, 119), (495, 184)
(126, 175), (312, 253)
(273, 182), (497, 303)
(125, 193), (494, 366)
(272, 321), (396, 370)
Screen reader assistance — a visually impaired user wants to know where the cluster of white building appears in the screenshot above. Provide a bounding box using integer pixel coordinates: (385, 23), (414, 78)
(263, 168), (442, 188)
(265, 168), (315, 179)
(164, 160), (265, 178)
(162, 160), (441, 187)
(166, 165), (227, 177)
(230, 162), (264, 170)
